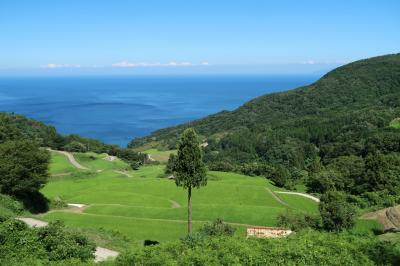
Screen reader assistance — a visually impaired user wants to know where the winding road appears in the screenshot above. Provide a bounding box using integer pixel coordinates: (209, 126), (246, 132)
(48, 149), (89, 170)
(274, 191), (320, 202)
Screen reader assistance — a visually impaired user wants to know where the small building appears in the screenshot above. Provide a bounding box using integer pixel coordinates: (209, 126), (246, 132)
(247, 226), (292, 238)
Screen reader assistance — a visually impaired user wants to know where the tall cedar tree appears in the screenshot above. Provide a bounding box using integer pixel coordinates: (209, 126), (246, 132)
(174, 128), (207, 235)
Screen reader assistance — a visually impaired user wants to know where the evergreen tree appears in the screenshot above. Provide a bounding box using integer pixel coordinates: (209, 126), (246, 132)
(173, 128), (207, 235)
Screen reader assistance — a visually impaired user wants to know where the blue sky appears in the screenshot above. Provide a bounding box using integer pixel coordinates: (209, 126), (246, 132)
(0, 0), (399, 75)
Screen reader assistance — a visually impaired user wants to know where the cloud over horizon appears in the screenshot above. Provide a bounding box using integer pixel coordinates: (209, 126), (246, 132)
(111, 61), (209, 68)
(43, 63), (81, 69)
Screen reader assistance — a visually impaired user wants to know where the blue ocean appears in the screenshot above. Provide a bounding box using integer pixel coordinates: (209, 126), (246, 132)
(0, 75), (318, 146)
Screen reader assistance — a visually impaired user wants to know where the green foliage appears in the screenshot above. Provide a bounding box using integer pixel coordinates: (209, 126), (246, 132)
(0, 194), (23, 221)
(116, 230), (400, 265)
(174, 128), (208, 234)
(37, 221), (95, 261)
(0, 219), (95, 265)
(0, 140), (49, 198)
(198, 218), (236, 237)
(360, 152), (400, 193)
(276, 210), (321, 231)
(130, 161), (141, 170)
(266, 164), (289, 188)
(307, 170), (339, 193)
(0, 112), (146, 170)
(174, 128), (207, 189)
(165, 153), (176, 175)
(319, 191), (357, 231)
(0, 113), (59, 147)
(63, 141), (88, 153)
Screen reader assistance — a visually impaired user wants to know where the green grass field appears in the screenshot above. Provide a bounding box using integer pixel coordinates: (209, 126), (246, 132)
(41, 151), (319, 245)
(142, 148), (177, 162)
(73, 152), (130, 170)
(49, 151), (77, 174)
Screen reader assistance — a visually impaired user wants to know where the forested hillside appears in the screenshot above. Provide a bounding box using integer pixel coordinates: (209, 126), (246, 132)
(0, 113), (145, 165)
(130, 54), (400, 206)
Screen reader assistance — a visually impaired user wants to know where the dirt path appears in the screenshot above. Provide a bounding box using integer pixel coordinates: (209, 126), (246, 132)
(169, 200), (181, 208)
(147, 154), (155, 162)
(51, 173), (71, 177)
(17, 217), (119, 262)
(265, 187), (289, 207)
(95, 247), (119, 263)
(274, 191), (320, 202)
(49, 149), (89, 170)
(113, 170), (132, 178)
(16, 217), (48, 227)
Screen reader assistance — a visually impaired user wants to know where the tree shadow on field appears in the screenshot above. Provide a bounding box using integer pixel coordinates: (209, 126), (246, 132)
(144, 240), (160, 246)
(19, 191), (49, 214)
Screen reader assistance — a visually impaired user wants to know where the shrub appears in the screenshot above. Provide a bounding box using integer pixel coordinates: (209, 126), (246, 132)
(63, 141), (87, 153)
(37, 221), (96, 261)
(276, 210), (321, 231)
(319, 191), (357, 231)
(198, 218), (236, 237)
(116, 230), (400, 265)
(0, 219), (95, 264)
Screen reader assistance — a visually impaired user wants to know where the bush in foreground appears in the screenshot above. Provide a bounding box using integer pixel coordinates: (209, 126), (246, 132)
(115, 230), (400, 265)
(0, 219), (95, 265)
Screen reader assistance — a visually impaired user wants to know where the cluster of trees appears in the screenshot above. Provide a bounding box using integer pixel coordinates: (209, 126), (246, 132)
(277, 191), (357, 232)
(0, 114), (51, 212)
(0, 112), (146, 170)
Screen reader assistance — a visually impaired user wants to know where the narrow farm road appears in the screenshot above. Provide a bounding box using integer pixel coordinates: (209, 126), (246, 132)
(113, 170), (132, 177)
(274, 191), (320, 203)
(265, 187), (289, 207)
(48, 149), (89, 170)
(16, 217), (48, 227)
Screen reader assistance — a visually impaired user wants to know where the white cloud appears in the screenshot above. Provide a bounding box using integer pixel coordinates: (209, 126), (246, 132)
(111, 61), (208, 68)
(300, 60), (316, 65)
(298, 60), (349, 65)
(111, 61), (136, 68)
(42, 63), (81, 69)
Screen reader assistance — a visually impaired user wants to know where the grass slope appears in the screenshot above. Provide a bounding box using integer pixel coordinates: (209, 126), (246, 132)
(142, 148), (177, 162)
(41, 152), (318, 243)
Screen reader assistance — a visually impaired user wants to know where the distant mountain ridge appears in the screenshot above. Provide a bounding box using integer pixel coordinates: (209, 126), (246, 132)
(129, 53), (400, 151)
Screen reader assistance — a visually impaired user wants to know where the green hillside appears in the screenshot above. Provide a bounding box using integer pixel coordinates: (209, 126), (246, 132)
(130, 54), (400, 151)
(129, 54), (400, 203)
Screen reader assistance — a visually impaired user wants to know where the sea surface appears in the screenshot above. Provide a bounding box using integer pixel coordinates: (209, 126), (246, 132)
(0, 75), (318, 146)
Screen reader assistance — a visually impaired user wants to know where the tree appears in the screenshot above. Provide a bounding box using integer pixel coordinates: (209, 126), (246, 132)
(319, 191), (356, 231)
(173, 128), (207, 235)
(199, 218), (235, 237)
(165, 153), (176, 175)
(0, 140), (49, 198)
(307, 170), (341, 194)
(266, 165), (289, 188)
(362, 152), (389, 192)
